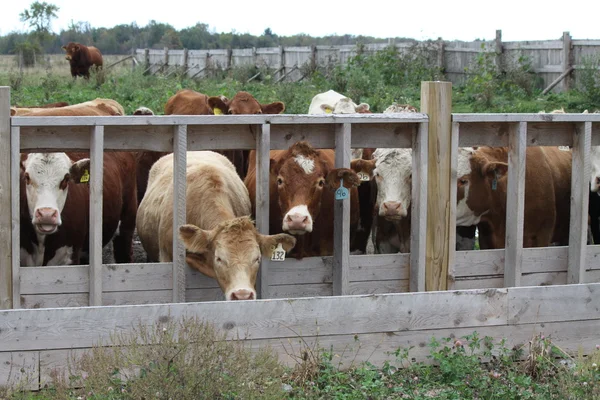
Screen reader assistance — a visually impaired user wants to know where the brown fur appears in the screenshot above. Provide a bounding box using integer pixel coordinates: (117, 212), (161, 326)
(62, 42), (103, 79)
(244, 141), (360, 258)
(459, 146), (572, 248)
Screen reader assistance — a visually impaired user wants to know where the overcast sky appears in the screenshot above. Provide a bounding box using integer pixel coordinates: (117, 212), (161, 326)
(1, 0), (598, 42)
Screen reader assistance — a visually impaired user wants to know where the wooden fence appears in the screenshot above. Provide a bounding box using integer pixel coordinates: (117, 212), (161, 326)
(135, 30), (600, 92)
(1, 81), (600, 389)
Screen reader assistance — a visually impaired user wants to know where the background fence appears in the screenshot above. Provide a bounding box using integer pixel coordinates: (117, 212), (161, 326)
(135, 30), (600, 93)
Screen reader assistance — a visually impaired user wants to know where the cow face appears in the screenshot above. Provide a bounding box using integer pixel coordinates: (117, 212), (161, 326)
(179, 217), (296, 301)
(590, 147), (600, 193)
(61, 42), (80, 61)
(352, 148), (412, 220)
(272, 142), (359, 235)
(208, 91), (285, 115)
(456, 147), (506, 226)
(320, 98), (370, 114)
(22, 153), (90, 235)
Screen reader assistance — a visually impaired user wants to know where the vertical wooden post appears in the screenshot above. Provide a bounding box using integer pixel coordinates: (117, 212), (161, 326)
(310, 45), (317, 72)
(172, 125), (187, 303)
(205, 52), (211, 78)
(89, 126), (104, 306)
(562, 31), (572, 92)
(495, 30), (503, 74)
(226, 49), (233, 71)
(0, 87), (12, 309)
(143, 48), (149, 75)
(256, 124), (271, 299)
(252, 47), (257, 68)
(568, 122), (591, 283)
(278, 45), (285, 82)
(333, 123), (351, 296)
(410, 121), (428, 292)
(447, 121), (460, 289)
(421, 81), (452, 291)
(10, 126), (20, 309)
(182, 48), (189, 75)
(437, 37), (444, 74)
(504, 122), (526, 287)
(162, 47), (169, 74)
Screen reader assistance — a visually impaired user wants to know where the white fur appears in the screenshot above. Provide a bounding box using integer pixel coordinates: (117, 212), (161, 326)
(294, 155), (315, 174)
(456, 147), (487, 226)
(308, 90), (369, 115)
(282, 204), (313, 234)
(20, 244), (73, 266)
(590, 146), (600, 192)
(372, 148), (413, 218)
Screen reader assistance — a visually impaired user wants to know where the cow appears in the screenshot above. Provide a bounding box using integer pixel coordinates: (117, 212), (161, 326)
(16, 101), (69, 109)
(61, 42), (103, 79)
(136, 151), (296, 300)
(244, 141), (360, 259)
(20, 152), (138, 265)
(308, 90), (370, 115)
(11, 98), (124, 117)
(456, 146), (572, 249)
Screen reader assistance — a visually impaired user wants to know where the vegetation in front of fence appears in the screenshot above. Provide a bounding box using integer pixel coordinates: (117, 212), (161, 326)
(2, 43), (600, 115)
(2, 319), (599, 399)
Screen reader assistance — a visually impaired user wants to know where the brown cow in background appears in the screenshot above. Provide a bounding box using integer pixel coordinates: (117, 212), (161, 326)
(62, 42), (103, 79)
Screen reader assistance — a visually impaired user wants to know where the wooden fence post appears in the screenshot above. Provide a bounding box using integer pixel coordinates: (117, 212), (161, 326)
(0, 87), (12, 309)
(495, 29), (503, 74)
(278, 45), (285, 81)
(143, 48), (150, 75)
(421, 81), (452, 291)
(311, 45), (317, 72)
(89, 126), (104, 306)
(562, 31), (572, 92)
(256, 124), (271, 299)
(183, 48), (189, 75)
(226, 49), (233, 71)
(437, 37), (445, 74)
(333, 123), (351, 296)
(172, 125), (187, 303)
(162, 47), (169, 74)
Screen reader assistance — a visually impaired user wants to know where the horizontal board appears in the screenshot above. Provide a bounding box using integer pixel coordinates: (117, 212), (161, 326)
(21, 290), (174, 309)
(0, 352), (39, 391)
(453, 114), (600, 123)
(0, 288), (509, 351)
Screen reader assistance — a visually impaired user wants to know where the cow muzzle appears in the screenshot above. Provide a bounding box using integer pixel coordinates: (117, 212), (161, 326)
(380, 201), (407, 220)
(33, 207), (60, 234)
(227, 288), (256, 301)
(282, 205), (313, 235)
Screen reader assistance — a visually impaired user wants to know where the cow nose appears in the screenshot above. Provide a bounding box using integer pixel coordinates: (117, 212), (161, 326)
(286, 213), (309, 230)
(230, 289), (254, 301)
(35, 207), (59, 224)
(382, 201), (403, 216)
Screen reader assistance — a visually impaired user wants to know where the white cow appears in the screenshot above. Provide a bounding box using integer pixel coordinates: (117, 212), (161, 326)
(308, 90), (370, 115)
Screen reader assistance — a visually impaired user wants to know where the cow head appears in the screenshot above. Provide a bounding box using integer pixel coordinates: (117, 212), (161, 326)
(456, 147), (506, 226)
(383, 103), (419, 113)
(352, 148), (412, 220)
(271, 141), (359, 235)
(179, 217), (296, 301)
(61, 42), (80, 61)
(320, 97), (370, 114)
(208, 91), (285, 115)
(590, 147), (600, 193)
(22, 153), (90, 235)
(133, 106), (155, 116)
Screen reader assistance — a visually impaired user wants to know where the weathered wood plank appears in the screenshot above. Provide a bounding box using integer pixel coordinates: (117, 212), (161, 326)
(9, 126), (19, 309)
(21, 290), (175, 309)
(453, 114), (600, 123)
(0, 87), (12, 309)
(504, 122), (526, 287)
(89, 126), (104, 306)
(333, 123), (351, 295)
(568, 122), (591, 283)
(172, 125), (187, 303)
(0, 288), (508, 351)
(0, 351), (39, 390)
(508, 283), (600, 324)
(256, 123), (270, 299)
(410, 122), (428, 292)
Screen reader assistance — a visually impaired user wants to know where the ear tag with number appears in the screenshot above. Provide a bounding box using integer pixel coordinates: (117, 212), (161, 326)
(213, 108), (223, 115)
(491, 170), (498, 191)
(80, 169), (90, 183)
(357, 172), (370, 181)
(335, 178), (349, 200)
(271, 243), (286, 262)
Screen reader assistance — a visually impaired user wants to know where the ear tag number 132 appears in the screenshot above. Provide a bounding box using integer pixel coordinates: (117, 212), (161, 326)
(271, 243), (286, 261)
(335, 178), (349, 200)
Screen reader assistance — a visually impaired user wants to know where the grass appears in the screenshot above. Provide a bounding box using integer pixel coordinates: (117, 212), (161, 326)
(1, 319), (599, 399)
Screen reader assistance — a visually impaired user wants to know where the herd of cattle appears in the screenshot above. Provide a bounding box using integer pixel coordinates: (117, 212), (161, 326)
(10, 88), (600, 300)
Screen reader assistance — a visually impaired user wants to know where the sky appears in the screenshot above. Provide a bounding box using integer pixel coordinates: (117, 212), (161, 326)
(1, 0), (598, 42)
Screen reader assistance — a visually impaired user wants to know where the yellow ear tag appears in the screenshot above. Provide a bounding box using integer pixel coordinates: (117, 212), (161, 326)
(325, 108), (333, 114)
(271, 243), (286, 262)
(357, 172), (370, 181)
(80, 169), (90, 183)
(213, 108), (223, 115)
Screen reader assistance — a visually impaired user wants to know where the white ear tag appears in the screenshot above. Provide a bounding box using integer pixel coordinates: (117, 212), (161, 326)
(357, 172), (370, 181)
(271, 243), (286, 261)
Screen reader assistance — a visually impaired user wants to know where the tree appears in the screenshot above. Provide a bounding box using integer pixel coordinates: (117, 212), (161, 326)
(19, 1), (60, 35)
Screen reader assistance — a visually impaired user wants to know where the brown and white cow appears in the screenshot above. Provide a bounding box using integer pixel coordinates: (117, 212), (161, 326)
(20, 152), (137, 265)
(11, 98), (124, 117)
(456, 146), (572, 248)
(244, 141), (360, 258)
(62, 42), (103, 79)
(136, 151), (296, 300)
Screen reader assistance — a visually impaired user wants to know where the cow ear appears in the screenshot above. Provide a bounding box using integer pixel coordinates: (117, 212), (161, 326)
(269, 158), (282, 175)
(208, 96), (229, 115)
(61, 45), (66, 51)
(257, 233), (296, 257)
(350, 159), (376, 180)
(260, 101), (285, 114)
(185, 252), (216, 279)
(320, 104), (334, 114)
(355, 103), (370, 113)
(10, 107), (17, 116)
(482, 162), (508, 183)
(325, 168), (361, 189)
(179, 224), (215, 254)
(70, 158), (91, 184)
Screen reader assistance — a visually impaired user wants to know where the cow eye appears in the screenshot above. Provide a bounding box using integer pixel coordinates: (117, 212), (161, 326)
(59, 174), (70, 190)
(24, 173), (31, 185)
(317, 179), (325, 187)
(277, 177), (283, 186)
(216, 257), (223, 263)
(254, 256), (260, 264)
(459, 178), (469, 186)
